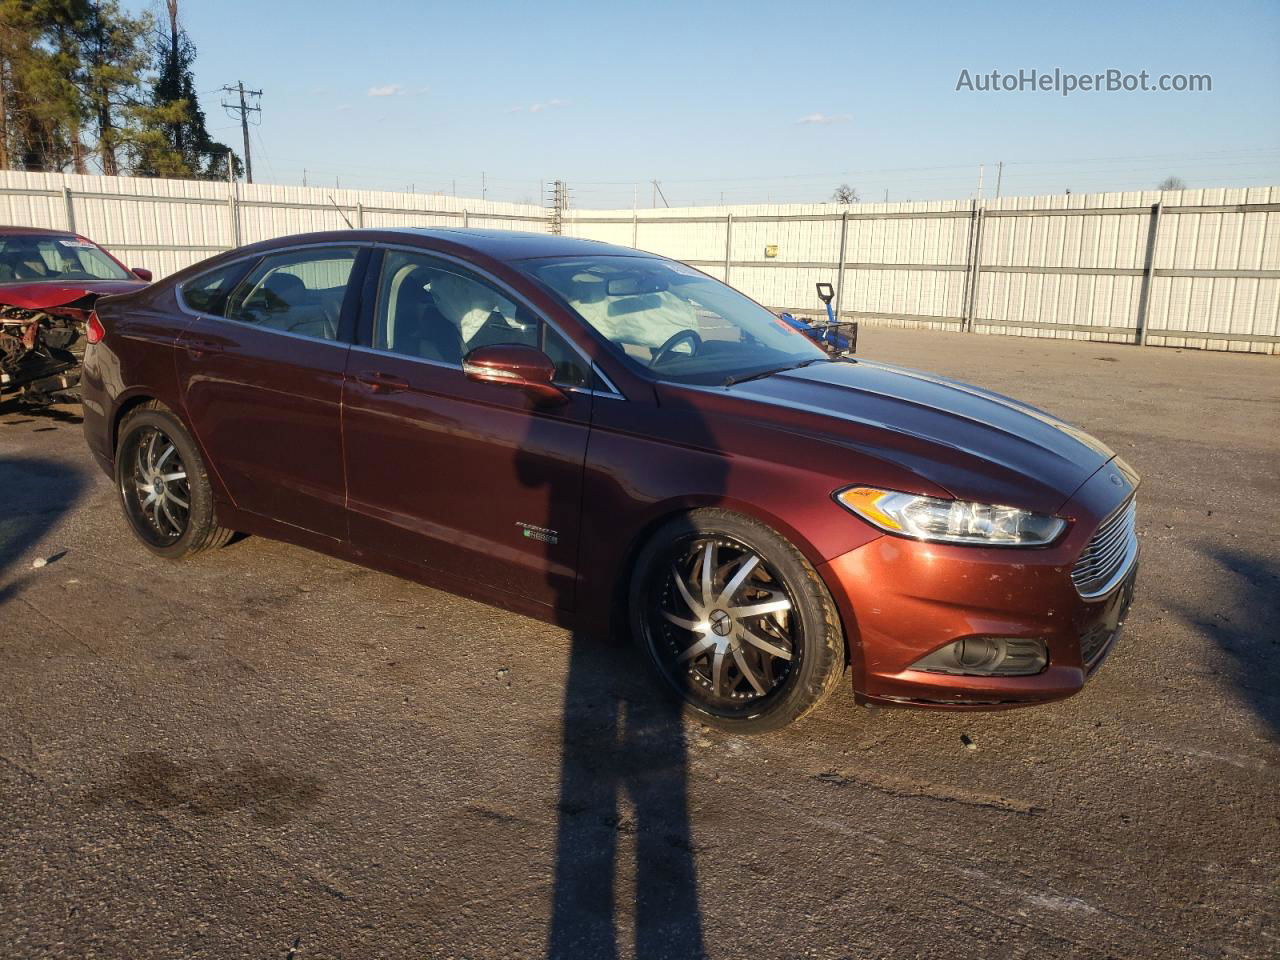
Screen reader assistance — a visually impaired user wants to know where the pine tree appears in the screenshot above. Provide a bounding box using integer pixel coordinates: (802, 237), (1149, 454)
(81, 0), (151, 176)
(136, 0), (238, 179)
(0, 0), (85, 171)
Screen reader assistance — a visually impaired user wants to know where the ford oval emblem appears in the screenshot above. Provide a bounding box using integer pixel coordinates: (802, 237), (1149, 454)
(1110, 474), (1123, 486)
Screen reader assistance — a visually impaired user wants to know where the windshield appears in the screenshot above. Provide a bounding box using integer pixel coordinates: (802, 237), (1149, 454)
(518, 254), (826, 385)
(0, 234), (132, 283)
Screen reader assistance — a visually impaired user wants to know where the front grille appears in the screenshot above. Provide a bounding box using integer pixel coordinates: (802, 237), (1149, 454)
(1071, 498), (1137, 598)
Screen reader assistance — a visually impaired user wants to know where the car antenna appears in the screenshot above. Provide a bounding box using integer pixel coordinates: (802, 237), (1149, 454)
(328, 195), (354, 229)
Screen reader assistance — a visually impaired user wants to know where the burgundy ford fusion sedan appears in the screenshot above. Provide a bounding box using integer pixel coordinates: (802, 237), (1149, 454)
(81, 228), (1139, 732)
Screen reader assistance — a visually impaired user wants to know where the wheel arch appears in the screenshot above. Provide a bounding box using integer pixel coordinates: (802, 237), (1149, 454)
(109, 391), (232, 507)
(601, 494), (835, 637)
(110, 392), (164, 455)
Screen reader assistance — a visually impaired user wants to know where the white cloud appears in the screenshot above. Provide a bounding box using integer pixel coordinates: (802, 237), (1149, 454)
(510, 98), (568, 114)
(368, 84), (405, 97)
(796, 112), (851, 125)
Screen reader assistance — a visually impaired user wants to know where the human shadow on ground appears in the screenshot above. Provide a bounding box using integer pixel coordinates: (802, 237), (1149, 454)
(509, 365), (712, 959)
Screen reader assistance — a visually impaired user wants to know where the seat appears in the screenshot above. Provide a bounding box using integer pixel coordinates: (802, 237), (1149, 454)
(257, 272), (336, 339)
(389, 269), (463, 364)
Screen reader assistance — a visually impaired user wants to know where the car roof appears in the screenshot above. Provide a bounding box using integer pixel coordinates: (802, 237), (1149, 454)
(0, 225), (78, 238)
(374, 227), (647, 262)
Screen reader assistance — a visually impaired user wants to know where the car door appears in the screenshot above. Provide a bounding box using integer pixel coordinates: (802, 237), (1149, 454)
(175, 244), (367, 541)
(341, 247), (603, 612)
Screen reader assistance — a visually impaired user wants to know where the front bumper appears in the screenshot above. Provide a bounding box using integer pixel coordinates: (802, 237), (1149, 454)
(818, 463), (1139, 710)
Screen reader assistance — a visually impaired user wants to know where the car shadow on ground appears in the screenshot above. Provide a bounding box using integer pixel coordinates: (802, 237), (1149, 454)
(1178, 547), (1280, 739)
(0, 454), (89, 607)
(0, 397), (84, 425)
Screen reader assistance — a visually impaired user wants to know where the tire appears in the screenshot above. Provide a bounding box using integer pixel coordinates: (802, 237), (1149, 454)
(630, 508), (846, 733)
(114, 402), (234, 559)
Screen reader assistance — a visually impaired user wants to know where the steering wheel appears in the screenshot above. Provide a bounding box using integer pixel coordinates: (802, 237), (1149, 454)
(650, 329), (702, 367)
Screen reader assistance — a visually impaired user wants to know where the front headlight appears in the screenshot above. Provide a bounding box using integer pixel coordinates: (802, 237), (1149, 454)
(835, 486), (1066, 547)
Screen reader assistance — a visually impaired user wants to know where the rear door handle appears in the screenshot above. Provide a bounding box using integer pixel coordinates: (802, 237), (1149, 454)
(355, 371), (410, 394)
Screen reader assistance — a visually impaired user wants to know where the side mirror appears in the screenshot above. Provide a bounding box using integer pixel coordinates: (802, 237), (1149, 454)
(463, 344), (566, 404)
(132, 267), (153, 282)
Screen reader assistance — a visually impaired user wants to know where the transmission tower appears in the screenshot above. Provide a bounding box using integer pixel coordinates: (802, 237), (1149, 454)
(545, 180), (569, 235)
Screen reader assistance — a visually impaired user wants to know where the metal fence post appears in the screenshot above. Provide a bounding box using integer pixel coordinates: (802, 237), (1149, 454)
(462, 209), (469, 228)
(61, 186), (75, 232)
(959, 200), (977, 330)
(833, 209), (850, 321)
(356, 202), (365, 228)
(632, 212), (638, 248)
(724, 212), (734, 285)
(226, 152), (241, 247)
(963, 204), (986, 331)
(1135, 201), (1163, 346)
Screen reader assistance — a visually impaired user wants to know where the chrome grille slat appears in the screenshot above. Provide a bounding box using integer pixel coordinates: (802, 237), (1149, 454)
(1071, 498), (1137, 599)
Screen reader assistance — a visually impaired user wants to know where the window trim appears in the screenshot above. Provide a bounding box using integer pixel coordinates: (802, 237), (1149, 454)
(174, 242), (370, 347)
(360, 243), (625, 400)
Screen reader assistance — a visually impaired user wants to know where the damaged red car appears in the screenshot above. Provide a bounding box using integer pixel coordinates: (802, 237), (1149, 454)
(0, 226), (150, 404)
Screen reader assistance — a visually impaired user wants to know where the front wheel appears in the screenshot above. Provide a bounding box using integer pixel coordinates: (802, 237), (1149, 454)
(115, 402), (234, 559)
(630, 509), (846, 733)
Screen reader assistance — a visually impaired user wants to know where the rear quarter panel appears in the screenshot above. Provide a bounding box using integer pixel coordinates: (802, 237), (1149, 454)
(81, 287), (192, 474)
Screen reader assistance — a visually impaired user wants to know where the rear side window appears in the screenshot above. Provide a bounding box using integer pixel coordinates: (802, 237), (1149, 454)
(181, 261), (250, 316)
(222, 247), (358, 342)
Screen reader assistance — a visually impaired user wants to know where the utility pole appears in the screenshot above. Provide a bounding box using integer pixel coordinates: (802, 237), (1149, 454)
(651, 180), (669, 208)
(976, 163), (984, 200)
(482, 172), (487, 201)
(220, 81), (262, 182)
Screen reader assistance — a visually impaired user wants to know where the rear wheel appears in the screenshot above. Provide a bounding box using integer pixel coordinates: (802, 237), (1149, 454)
(630, 509), (846, 733)
(115, 403), (233, 559)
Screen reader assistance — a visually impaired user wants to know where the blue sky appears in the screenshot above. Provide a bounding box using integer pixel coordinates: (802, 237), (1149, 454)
(129, 0), (1280, 206)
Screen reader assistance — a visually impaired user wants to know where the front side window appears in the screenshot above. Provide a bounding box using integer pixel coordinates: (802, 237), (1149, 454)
(0, 235), (132, 283)
(222, 247), (358, 341)
(372, 250), (588, 387)
(518, 255), (826, 386)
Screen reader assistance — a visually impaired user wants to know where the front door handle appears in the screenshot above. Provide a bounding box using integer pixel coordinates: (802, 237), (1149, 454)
(184, 338), (219, 360)
(355, 371), (410, 394)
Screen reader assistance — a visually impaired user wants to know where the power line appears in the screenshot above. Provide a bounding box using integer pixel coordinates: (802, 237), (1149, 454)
(221, 81), (262, 183)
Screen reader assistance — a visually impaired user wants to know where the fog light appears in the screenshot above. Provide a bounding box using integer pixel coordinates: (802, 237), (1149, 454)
(910, 637), (1047, 677)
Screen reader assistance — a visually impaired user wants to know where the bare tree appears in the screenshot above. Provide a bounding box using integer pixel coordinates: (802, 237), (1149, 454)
(831, 183), (859, 204)
(1157, 176), (1187, 191)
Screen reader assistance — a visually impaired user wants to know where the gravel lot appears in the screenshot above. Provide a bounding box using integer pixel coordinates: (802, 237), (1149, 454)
(1, 327), (1277, 960)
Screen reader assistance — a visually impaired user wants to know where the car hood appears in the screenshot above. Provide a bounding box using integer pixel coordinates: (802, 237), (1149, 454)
(724, 358), (1115, 514)
(0, 279), (146, 310)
